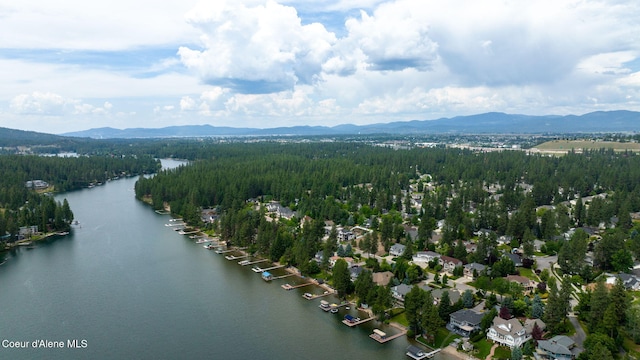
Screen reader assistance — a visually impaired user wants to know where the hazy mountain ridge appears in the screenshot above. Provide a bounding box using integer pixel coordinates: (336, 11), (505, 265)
(47, 110), (640, 139)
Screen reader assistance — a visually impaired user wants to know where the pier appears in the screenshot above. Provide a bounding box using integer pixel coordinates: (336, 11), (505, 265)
(369, 327), (407, 343)
(178, 230), (199, 235)
(271, 273), (295, 280)
(342, 316), (375, 327)
(164, 222), (185, 227)
(252, 264), (285, 273)
(225, 254), (249, 260)
(406, 346), (441, 359)
(215, 249), (235, 254)
(302, 290), (334, 299)
(281, 282), (312, 290)
(240, 259), (269, 266)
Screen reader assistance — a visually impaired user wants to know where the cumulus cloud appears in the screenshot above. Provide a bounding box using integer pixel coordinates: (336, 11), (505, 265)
(10, 92), (113, 116)
(178, 0), (336, 94)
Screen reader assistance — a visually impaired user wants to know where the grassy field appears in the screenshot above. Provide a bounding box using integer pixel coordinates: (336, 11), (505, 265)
(532, 140), (640, 153)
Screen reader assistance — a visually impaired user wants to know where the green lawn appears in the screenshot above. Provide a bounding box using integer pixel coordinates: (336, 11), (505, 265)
(493, 346), (511, 359)
(473, 338), (493, 359)
(389, 309), (408, 327)
(518, 267), (540, 281)
(434, 328), (460, 348)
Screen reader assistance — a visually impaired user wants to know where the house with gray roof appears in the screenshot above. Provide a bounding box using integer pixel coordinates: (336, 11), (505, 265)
(448, 309), (484, 337)
(390, 243), (407, 257)
(487, 317), (531, 348)
(391, 283), (413, 301)
(412, 251), (440, 264)
(464, 262), (486, 278)
(535, 335), (576, 360)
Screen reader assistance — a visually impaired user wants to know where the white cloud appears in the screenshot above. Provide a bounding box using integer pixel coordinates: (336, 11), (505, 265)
(10, 92), (70, 115)
(178, 0), (336, 93)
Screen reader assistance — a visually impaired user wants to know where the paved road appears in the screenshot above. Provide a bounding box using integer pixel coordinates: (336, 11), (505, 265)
(569, 315), (586, 350)
(534, 254), (557, 271)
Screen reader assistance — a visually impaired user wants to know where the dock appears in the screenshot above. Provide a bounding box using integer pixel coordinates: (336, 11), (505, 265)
(164, 222), (185, 227)
(271, 273), (295, 280)
(252, 264), (285, 273)
(302, 291), (334, 299)
(216, 249), (235, 254)
(225, 254), (249, 260)
(281, 282), (312, 290)
(342, 316), (375, 327)
(178, 230), (199, 235)
(369, 328), (407, 343)
(240, 259), (269, 266)
(406, 346), (441, 359)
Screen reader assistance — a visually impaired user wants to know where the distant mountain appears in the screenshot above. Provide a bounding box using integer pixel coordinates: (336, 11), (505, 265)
(0, 127), (75, 146)
(61, 110), (640, 139)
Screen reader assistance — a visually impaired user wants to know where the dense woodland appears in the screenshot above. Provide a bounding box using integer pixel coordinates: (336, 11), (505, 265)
(0, 154), (160, 241)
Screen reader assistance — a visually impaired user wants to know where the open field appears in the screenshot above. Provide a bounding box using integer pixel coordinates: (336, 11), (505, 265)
(531, 140), (640, 154)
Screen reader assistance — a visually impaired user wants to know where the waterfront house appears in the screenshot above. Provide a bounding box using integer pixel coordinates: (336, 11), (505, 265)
(448, 309), (484, 337)
(439, 255), (463, 273)
(372, 271), (394, 287)
(390, 243), (406, 257)
(391, 283), (413, 301)
(487, 317), (531, 348)
(350, 266), (364, 281)
(535, 335), (577, 360)
(464, 262), (486, 278)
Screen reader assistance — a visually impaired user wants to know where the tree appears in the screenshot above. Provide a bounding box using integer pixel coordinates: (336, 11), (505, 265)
(438, 291), (452, 322)
(404, 286), (427, 333)
(531, 294), (544, 319)
(511, 346), (523, 360)
(332, 259), (352, 299)
(557, 229), (588, 274)
(462, 289), (474, 308)
(354, 269), (374, 305)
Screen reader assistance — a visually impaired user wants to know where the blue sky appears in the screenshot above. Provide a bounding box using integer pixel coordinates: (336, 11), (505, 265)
(0, 0), (639, 134)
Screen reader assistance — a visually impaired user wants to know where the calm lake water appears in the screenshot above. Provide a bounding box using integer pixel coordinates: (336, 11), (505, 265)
(0, 159), (455, 359)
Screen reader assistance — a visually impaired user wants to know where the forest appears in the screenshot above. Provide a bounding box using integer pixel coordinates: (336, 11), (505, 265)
(0, 154), (160, 242)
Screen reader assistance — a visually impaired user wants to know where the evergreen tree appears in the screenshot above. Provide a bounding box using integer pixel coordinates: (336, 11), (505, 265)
(531, 294), (544, 319)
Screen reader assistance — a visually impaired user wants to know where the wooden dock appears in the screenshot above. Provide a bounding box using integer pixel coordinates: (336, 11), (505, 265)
(281, 282), (312, 290)
(271, 273), (295, 280)
(252, 264), (285, 272)
(215, 249), (235, 254)
(225, 254), (249, 260)
(178, 230), (199, 235)
(303, 291), (334, 299)
(241, 259), (269, 266)
(369, 328), (407, 343)
(342, 316), (375, 327)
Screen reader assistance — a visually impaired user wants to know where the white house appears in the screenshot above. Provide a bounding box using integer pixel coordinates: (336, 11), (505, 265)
(487, 317), (531, 348)
(412, 251), (440, 264)
(390, 243), (407, 257)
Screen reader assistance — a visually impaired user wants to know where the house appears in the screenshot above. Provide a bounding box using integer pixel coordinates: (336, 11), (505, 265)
(350, 266), (364, 281)
(265, 201), (296, 220)
(524, 318), (546, 334)
(431, 289), (461, 306)
(439, 255), (463, 273)
(536, 335), (577, 360)
(372, 271), (394, 287)
(329, 256), (354, 268)
(338, 229), (355, 242)
(412, 251), (440, 264)
(448, 309), (484, 337)
(606, 273), (640, 290)
(391, 284), (413, 301)
(487, 317), (531, 348)
(506, 275), (537, 292)
(390, 243), (407, 257)
(314, 251), (325, 264)
(505, 253), (523, 267)
(464, 262), (486, 278)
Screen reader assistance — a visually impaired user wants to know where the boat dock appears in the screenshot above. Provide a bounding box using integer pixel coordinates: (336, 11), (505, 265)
(369, 328), (407, 343)
(271, 273), (295, 280)
(302, 290), (334, 299)
(225, 254), (249, 260)
(164, 222), (185, 227)
(342, 316), (375, 327)
(215, 249), (235, 254)
(252, 264), (285, 273)
(406, 346), (441, 359)
(240, 259), (269, 266)
(281, 282), (312, 290)
(178, 230), (199, 235)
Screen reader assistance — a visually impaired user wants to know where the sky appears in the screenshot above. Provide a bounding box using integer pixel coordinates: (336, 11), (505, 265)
(1, 0), (639, 134)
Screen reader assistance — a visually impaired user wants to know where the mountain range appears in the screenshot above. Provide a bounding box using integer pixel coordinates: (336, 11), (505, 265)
(49, 110), (640, 138)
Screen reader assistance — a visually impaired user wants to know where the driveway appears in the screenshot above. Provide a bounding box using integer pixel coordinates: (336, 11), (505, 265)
(535, 255), (557, 272)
